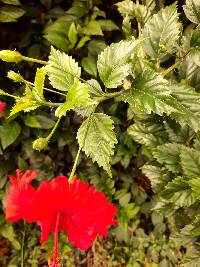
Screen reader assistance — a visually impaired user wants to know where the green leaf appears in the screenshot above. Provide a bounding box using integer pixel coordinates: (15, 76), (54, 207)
(68, 22), (78, 47)
(183, 0), (200, 24)
(33, 66), (46, 101)
(116, 0), (135, 17)
(24, 115), (55, 129)
(82, 20), (103, 36)
(0, 5), (25, 22)
(10, 98), (39, 116)
(48, 46), (81, 91)
(97, 38), (140, 88)
(141, 3), (181, 59)
(0, 121), (21, 149)
(153, 143), (182, 174)
(180, 147), (200, 179)
(76, 36), (90, 49)
(128, 120), (166, 147)
(191, 25), (200, 47)
(81, 56), (97, 77)
(44, 32), (69, 52)
(1, 0), (21, 5)
(171, 84), (200, 132)
(134, 4), (151, 26)
(141, 164), (171, 193)
(77, 113), (117, 176)
(97, 20), (119, 31)
(120, 67), (182, 116)
(188, 179), (200, 199)
(161, 177), (196, 207)
(55, 81), (94, 117)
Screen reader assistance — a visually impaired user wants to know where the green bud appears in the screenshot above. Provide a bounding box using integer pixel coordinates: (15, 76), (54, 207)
(0, 50), (23, 63)
(7, 71), (24, 82)
(33, 138), (48, 151)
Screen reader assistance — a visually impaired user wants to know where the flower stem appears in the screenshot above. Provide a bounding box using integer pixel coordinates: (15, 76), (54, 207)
(21, 221), (25, 267)
(21, 56), (48, 65)
(46, 118), (61, 142)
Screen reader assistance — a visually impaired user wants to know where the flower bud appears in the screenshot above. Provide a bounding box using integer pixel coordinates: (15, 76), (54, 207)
(33, 138), (48, 151)
(0, 101), (6, 113)
(7, 71), (24, 82)
(0, 50), (23, 63)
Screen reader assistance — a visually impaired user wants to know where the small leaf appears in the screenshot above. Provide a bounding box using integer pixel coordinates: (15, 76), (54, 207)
(0, 5), (25, 22)
(97, 20), (119, 31)
(141, 3), (181, 59)
(0, 121), (21, 149)
(48, 46), (81, 91)
(55, 81), (94, 117)
(97, 38), (141, 88)
(68, 22), (78, 47)
(10, 98), (39, 116)
(183, 0), (200, 24)
(82, 20), (103, 36)
(76, 36), (90, 49)
(33, 66), (46, 101)
(81, 56), (97, 77)
(116, 0), (135, 17)
(77, 113), (117, 176)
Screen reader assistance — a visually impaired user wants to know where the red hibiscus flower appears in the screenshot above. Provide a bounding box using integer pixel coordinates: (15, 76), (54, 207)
(5, 170), (118, 266)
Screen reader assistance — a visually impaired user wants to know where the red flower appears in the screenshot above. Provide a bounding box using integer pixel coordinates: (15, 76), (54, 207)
(0, 100), (6, 113)
(5, 170), (117, 265)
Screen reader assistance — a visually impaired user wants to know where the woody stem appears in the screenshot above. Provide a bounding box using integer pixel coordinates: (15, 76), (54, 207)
(53, 212), (60, 264)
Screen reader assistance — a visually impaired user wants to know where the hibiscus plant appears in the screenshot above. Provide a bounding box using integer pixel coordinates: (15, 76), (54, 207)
(1, 0), (200, 266)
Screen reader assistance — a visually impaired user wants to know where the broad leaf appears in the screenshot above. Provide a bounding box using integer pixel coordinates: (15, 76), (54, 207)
(171, 84), (200, 132)
(55, 81), (94, 117)
(97, 38), (140, 88)
(77, 113), (117, 176)
(180, 147), (200, 179)
(119, 67), (182, 116)
(141, 164), (171, 193)
(48, 46), (81, 91)
(183, 0), (200, 24)
(128, 120), (166, 147)
(82, 20), (103, 36)
(141, 3), (181, 59)
(0, 121), (21, 149)
(153, 143), (182, 174)
(161, 177), (196, 207)
(0, 5), (25, 22)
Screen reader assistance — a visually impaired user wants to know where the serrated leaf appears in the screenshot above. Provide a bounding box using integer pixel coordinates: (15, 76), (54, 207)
(161, 177), (196, 207)
(141, 164), (171, 193)
(128, 120), (166, 147)
(77, 113), (117, 176)
(33, 67), (46, 101)
(0, 121), (21, 149)
(75, 79), (103, 117)
(134, 4), (151, 26)
(183, 0), (200, 24)
(48, 46), (81, 91)
(120, 67), (182, 116)
(191, 25), (200, 47)
(97, 38), (140, 88)
(0, 5), (25, 22)
(171, 84), (200, 132)
(180, 147), (200, 179)
(10, 98), (39, 116)
(141, 3), (181, 59)
(116, 0), (135, 17)
(153, 143), (182, 174)
(55, 81), (94, 117)
(188, 179), (200, 199)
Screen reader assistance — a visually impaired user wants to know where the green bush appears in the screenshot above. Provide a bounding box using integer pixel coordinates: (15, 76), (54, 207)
(1, 0), (200, 266)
